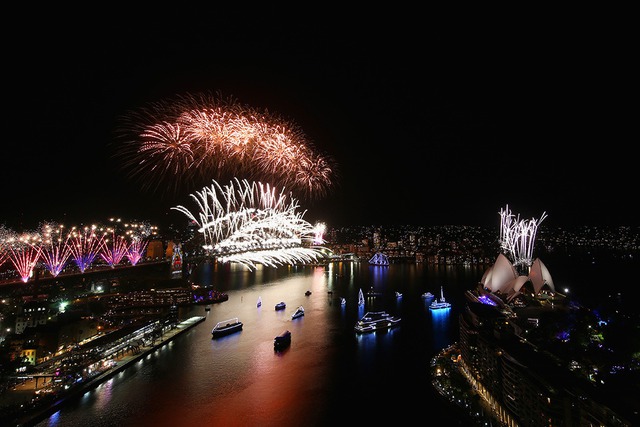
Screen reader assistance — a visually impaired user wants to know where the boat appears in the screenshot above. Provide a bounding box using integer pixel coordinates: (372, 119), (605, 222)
(191, 287), (229, 305)
(305, 290), (312, 296)
(422, 291), (434, 299)
(291, 305), (305, 319)
(357, 288), (365, 306)
(368, 252), (390, 266)
(274, 330), (292, 350)
(275, 301), (286, 311)
(211, 318), (243, 338)
(204, 305), (211, 311)
(354, 311), (401, 334)
(340, 297), (346, 306)
(395, 291), (402, 298)
(429, 286), (451, 310)
(257, 296), (262, 307)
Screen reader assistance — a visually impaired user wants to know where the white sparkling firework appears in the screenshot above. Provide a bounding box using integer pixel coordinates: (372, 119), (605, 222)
(313, 222), (326, 245)
(172, 178), (324, 270)
(499, 205), (547, 268)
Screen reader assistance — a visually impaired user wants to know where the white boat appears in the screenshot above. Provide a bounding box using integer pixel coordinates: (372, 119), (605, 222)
(358, 288), (365, 306)
(354, 311), (401, 334)
(422, 292), (434, 299)
(211, 318), (243, 338)
(257, 296), (262, 307)
(291, 305), (305, 319)
(368, 252), (390, 266)
(340, 297), (346, 306)
(395, 291), (402, 298)
(429, 286), (451, 310)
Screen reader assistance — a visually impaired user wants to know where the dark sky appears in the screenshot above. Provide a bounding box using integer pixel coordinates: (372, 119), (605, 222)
(2, 20), (636, 232)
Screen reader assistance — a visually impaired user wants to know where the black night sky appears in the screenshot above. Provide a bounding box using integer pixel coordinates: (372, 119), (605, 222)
(2, 18), (636, 231)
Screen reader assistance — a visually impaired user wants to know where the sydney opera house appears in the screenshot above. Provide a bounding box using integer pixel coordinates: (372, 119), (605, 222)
(478, 253), (556, 303)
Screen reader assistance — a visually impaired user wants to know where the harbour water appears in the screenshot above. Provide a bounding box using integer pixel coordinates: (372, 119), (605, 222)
(31, 257), (639, 427)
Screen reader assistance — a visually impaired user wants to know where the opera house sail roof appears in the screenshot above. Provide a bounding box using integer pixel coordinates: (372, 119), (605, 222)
(480, 253), (555, 300)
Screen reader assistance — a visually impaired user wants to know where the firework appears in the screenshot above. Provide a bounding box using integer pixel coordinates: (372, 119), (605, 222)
(0, 225), (11, 269)
(99, 229), (130, 268)
(172, 178), (324, 270)
(68, 225), (107, 273)
(4, 231), (42, 283)
(498, 205), (547, 269)
(126, 238), (148, 266)
(114, 92), (337, 201)
(313, 222), (326, 245)
(39, 223), (73, 277)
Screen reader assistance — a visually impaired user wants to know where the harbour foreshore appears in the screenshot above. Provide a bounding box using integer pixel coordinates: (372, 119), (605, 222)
(7, 316), (206, 427)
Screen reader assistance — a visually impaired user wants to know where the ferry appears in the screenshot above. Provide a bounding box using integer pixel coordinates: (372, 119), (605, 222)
(274, 330), (292, 350)
(211, 318), (243, 338)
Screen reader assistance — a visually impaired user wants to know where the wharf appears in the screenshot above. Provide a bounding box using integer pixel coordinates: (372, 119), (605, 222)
(5, 316), (205, 427)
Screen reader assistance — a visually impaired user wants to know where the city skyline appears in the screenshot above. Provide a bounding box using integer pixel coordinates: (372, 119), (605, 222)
(3, 21), (635, 231)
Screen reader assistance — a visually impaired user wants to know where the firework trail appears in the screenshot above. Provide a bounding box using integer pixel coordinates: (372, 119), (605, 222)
(4, 231), (42, 283)
(126, 238), (148, 266)
(172, 178), (324, 270)
(39, 222), (73, 277)
(114, 92), (338, 201)
(68, 225), (107, 273)
(498, 205), (547, 268)
(99, 229), (130, 268)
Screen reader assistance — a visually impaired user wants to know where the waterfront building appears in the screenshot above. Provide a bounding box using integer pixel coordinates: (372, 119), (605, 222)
(458, 291), (635, 426)
(15, 300), (50, 334)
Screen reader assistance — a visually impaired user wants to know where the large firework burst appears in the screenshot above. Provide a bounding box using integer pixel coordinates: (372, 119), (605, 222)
(172, 178), (325, 270)
(114, 92), (338, 201)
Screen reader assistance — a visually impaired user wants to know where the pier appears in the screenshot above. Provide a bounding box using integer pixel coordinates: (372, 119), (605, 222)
(3, 316), (205, 427)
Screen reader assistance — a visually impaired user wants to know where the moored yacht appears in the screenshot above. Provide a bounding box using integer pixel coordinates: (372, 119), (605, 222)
(429, 286), (451, 310)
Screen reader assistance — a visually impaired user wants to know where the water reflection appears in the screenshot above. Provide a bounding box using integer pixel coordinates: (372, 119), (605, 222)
(36, 262), (470, 427)
(431, 307), (452, 351)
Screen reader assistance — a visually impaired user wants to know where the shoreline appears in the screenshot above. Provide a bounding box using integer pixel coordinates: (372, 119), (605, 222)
(8, 316), (206, 427)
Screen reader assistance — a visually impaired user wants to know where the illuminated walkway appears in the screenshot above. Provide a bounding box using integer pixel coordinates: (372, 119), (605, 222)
(5, 316), (205, 427)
